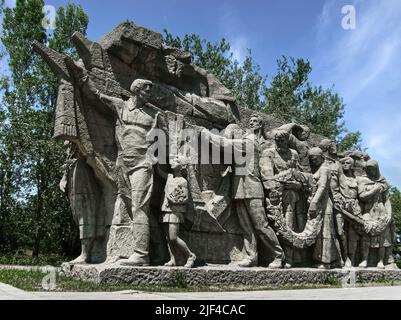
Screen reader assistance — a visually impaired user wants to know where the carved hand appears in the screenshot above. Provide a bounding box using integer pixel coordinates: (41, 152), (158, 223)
(59, 176), (67, 193)
(308, 201), (318, 219)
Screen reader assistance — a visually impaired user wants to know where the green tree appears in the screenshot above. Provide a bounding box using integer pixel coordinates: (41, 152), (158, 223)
(163, 30), (266, 110)
(263, 56), (362, 151)
(0, 0), (88, 257)
(389, 186), (401, 234)
(164, 32), (362, 150)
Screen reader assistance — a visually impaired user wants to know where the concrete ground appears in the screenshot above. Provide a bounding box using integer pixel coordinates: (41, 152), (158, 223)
(1, 283), (401, 300)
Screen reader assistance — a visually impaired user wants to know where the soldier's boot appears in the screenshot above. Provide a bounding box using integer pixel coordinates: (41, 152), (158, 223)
(184, 253), (197, 268)
(385, 248), (399, 270)
(70, 238), (94, 264)
(236, 258), (258, 268)
(377, 248), (385, 269)
(283, 246), (293, 269)
(268, 258), (283, 269)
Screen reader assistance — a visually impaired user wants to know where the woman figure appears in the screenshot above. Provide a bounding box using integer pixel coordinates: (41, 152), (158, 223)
(357, 160), (393, 269)
(308, 147), (342, 269)
(339, 157), (366, 267)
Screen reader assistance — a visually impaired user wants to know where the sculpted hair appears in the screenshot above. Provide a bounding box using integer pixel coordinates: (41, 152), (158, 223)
(275, 130), (290, 141)
(130, 79), (153, 93)
(318, 139), (333, 152)
(340, 156), (355, 166)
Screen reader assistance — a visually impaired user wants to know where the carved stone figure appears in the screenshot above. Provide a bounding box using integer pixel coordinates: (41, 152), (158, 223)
(276, 123), (311, 173)
(60, 142), (101, 263)
(308, 147), (341, 269)
(81, 76), (166, 267)
(261, 130), (308, 267)
(357, 160), (393, 269)
(202, 122), (285, 268)
(338, 156), (367, 267)
(318, 139), (348, 267)
(158, 156), (196, 268)
(33, 21), (398, 272)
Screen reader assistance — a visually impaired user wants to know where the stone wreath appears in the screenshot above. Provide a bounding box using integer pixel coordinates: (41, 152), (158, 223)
(266, 204), (323, 249)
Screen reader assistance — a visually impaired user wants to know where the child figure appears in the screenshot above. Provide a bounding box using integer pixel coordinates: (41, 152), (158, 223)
(266, 189), (293, 269)
(160, 156), (196, 268)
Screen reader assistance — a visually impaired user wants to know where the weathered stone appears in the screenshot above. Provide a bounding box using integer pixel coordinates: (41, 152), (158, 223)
(71, 32), (104, 70)
(162, 45), (192, 64)
(207, 72), (235, 102)
(107, 225), (136, 259)
(61, 263), (401, 287)
(34, 20), (398, 280)
(100, 21), (163, 51)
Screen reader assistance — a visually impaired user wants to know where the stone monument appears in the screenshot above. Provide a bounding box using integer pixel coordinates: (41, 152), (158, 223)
(33, 21), (400, 287)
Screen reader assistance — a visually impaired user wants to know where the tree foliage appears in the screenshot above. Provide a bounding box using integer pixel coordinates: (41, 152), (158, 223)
(0, 0), (88, 257)
(389, 187), (401, 234)
(163, 32), (362, 151)
(163, 30), (266, 110)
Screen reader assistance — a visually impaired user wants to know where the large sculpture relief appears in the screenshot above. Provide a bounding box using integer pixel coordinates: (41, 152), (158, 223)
(34, 22), (398, 270)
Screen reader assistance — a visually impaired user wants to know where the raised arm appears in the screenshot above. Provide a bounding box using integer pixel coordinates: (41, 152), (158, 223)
(79, 75), (124, 114)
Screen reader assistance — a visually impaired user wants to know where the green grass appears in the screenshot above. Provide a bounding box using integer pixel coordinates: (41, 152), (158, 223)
(0, 254), (67, 267)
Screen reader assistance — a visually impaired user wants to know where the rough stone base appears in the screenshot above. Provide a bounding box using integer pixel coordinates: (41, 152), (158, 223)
(61, 263), (401, 288)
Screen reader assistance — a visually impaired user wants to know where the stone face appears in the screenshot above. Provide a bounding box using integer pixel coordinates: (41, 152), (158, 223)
(34, 21), (398, 277)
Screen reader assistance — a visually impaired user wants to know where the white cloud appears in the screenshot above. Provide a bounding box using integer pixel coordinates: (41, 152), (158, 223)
(4, 0), (16, 8)
(313, 0), (401, 186)
(230, 35), (249, 64)
(217, 4), (250, 64)
(322, 0), (401, 97)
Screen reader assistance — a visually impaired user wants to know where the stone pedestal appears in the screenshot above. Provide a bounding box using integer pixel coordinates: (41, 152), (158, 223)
(61, 262), (401, 288)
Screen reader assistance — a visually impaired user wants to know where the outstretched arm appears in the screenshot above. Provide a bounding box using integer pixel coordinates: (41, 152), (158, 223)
(81, 77), (124, 113)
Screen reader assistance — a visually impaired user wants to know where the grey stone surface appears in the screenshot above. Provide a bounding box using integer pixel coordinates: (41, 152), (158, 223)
(2, 282), (401, 300)
(61, 263), (401, 287)
(33, 20), (398, 276)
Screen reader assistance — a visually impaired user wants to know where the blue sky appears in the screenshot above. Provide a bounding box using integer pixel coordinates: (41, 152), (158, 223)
(4, 0), (401, 187)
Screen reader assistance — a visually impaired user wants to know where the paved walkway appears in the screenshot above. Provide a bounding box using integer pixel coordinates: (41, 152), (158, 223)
(1, 283), (401, 300)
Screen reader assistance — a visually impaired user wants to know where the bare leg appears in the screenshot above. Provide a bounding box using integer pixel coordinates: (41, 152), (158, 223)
(169, 224), (196, 268)
(163, 224), (176, 267)
(385, 247), (399, 269)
